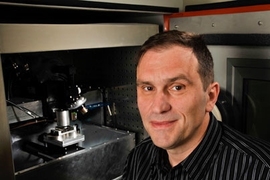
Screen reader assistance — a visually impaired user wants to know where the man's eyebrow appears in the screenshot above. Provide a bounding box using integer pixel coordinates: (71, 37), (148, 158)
(168, 74), (192, 84)
(136, 80), (151, 86)
(136, 74), (192, 86)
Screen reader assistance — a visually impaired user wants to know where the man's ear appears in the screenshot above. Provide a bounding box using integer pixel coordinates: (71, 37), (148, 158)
(206, 82), (220, 112)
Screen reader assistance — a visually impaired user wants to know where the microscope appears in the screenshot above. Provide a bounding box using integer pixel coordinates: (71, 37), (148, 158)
(41, 65), (88, 153)
(43, 85), (87, 148)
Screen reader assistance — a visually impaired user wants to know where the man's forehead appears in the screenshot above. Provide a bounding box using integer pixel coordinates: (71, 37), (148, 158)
(137, 45), (193, 65)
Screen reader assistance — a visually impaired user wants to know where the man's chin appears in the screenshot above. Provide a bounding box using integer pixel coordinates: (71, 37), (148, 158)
(151, 136), (172, 149)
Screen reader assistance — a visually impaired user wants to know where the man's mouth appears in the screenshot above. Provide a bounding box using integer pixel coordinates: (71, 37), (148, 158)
(150, 120), (177, 129)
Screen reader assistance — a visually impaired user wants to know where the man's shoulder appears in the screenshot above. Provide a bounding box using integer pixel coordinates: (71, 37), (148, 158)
(125, 137), (158, 167)
(122, 138), (158, 179)
(221, 122), (270, 167)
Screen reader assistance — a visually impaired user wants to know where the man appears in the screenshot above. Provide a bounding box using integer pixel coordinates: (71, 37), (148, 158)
(122, 30), (270, 179)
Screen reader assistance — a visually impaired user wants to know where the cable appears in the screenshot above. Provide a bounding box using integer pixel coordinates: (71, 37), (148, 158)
(6, 99), (42, 119)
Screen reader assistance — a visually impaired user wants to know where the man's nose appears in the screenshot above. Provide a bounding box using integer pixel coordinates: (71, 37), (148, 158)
(151, 92), (171, 114)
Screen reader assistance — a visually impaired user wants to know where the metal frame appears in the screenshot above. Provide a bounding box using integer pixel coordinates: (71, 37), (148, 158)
(0, 56), (15, 180)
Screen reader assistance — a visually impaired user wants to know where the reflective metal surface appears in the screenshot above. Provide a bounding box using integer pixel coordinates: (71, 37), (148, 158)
(12, 123), (135, 180)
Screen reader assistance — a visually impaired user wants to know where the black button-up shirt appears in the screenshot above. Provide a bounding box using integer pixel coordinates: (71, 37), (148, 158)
(122, 115), (270, 180)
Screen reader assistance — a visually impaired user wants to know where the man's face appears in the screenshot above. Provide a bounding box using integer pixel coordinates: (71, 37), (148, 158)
(136, 45), (217, 152)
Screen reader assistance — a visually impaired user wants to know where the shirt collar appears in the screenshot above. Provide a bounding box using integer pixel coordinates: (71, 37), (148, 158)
(182, 114), (222, 179)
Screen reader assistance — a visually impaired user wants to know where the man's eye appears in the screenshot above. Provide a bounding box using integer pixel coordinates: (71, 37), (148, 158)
(172, 86), (183, 91)
(143, 86), (153, 91)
